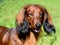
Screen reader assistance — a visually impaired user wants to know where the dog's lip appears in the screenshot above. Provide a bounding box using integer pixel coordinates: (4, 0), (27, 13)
(34, 29), (40, 32)
(29, 26), (40, 32)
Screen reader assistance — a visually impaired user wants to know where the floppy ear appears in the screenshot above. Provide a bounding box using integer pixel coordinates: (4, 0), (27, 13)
(43, 9), (56, 35)
(16, 8), (29, 39)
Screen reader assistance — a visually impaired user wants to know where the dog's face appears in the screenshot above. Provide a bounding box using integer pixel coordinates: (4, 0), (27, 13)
(25, 5), (45, 32)
(16, 4), (56, 36)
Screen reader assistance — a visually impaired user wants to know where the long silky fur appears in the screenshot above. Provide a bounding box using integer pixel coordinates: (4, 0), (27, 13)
(16, 18), (30, 40)
(43, 9), (56, 35)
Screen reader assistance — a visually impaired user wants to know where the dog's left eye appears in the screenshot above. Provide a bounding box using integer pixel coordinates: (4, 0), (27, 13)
(40, 13), (43, 18)
(39, 12), (44, 18)
(29, 13), (32, 16)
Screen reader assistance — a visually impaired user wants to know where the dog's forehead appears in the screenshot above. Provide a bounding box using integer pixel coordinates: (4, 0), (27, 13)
(27, 5), (42, 12)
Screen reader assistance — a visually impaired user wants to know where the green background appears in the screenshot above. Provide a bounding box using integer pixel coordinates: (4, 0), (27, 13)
(0, 0), (60, 45)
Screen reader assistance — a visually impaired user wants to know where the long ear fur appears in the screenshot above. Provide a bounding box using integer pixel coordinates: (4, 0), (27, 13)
(16, 8), (29, 40)
(43, 8), (56, 35)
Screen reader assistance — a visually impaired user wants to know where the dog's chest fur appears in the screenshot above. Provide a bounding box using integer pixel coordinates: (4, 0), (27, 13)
(3, 28), (38, 45)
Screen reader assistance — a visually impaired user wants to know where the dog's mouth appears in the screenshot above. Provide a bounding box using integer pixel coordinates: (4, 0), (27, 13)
(29, 25), (41, 33)
(29, 27), (40, 33)
(34, 29), (40, 33)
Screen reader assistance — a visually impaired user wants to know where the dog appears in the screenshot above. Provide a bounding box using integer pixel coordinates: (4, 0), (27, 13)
(16, 4), (56, 45)
(0, 4), (56, 45)
(0, 26), (8, 45)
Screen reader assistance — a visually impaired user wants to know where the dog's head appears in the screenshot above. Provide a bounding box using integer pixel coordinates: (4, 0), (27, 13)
(16, 4), (56, 36)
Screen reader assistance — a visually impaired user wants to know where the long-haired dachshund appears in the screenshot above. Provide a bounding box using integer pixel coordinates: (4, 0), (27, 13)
(15, 4), (56, 45)
(0, 4), (56, 45)
(0, 26), (8, 45)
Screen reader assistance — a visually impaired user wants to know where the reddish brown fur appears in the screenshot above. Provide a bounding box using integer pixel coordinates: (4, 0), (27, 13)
(16, 4), (55, 45)
(0, 26), (8, 45)
(0, 4), (55, 45)
(16, 4), (54, 45)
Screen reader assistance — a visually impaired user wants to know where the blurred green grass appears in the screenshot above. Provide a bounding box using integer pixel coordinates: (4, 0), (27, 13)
(0, 0), (60, 45)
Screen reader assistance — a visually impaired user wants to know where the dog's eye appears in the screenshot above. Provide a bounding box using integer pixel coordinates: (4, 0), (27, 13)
(40, 12), (44, 18)
(29, 13), (32, 16)
(40, 13), (43, 18)
(29, 13), (33, 18)
(29, 14), (33, 19)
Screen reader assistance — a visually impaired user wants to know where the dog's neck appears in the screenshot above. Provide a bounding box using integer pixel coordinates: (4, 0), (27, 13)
(17, 29), (30, 41)
(31, 30), (40, 40)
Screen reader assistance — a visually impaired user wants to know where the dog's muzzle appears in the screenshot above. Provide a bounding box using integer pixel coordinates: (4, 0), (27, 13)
(30, 22), (41, 33)
(34, 22), (41, 32)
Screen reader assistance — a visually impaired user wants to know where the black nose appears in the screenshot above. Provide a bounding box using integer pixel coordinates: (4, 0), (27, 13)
(36, 22), (41, 29)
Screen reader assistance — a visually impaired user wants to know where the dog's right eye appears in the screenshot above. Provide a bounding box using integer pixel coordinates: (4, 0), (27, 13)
(29, 13), (33, 19)
(29, 13), (33, 16)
